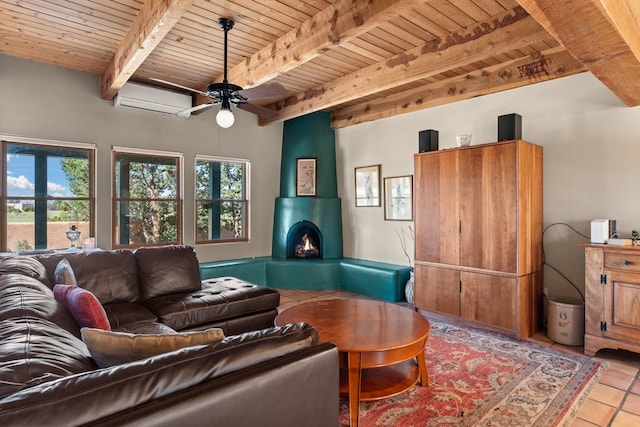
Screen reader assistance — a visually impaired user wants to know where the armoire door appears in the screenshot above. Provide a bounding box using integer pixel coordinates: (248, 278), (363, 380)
(414, 149), (459, 265)
(414, 264), (460, 316)
(459, 143), (518, 272)
(460, 272), (517, 332)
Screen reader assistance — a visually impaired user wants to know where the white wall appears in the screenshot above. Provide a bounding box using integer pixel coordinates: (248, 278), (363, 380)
(0, 54), (283, 262)
(336, 72), (640, 300)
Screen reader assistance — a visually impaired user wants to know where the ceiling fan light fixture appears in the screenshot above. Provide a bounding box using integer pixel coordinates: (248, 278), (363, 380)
(216, 97), (234, 128)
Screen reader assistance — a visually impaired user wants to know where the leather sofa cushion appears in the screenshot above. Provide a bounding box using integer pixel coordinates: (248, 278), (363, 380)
(135, 245), (202, 299)
(0, 317), (96, 399)
(0, 273), (80, 336)
(81, 327), (225, 368)
(0, 322), (318, 425)
(36, 250), (140, 304)
(143, 277), (280, 330)
(103, 301), (158, 330)
(0, 255), (48, 283)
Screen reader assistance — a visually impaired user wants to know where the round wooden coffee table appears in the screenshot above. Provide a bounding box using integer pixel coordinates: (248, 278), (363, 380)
(276, 298), (430, 427)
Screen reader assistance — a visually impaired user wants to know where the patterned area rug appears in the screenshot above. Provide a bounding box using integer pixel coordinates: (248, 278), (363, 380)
(339, 320), (606, 427)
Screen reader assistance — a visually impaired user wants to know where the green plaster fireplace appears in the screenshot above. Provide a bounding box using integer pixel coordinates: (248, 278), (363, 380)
(201, 111), (410, 301)
(272, 111), (343, 259)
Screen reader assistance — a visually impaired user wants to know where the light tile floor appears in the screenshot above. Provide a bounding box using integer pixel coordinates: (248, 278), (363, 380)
(276, 288), (640, 427)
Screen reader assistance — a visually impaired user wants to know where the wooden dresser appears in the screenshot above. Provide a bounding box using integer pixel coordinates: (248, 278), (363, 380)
(583, 243), (640, 356)
(413, 140), (543, 338)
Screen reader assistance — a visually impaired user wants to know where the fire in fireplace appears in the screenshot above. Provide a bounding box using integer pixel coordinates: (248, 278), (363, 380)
(295, 234), (319, 258)
(286, 220), (322, 259)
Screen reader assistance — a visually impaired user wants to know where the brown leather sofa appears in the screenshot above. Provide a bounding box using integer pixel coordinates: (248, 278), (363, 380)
(34, 245), (281, 336)
(0, 248), (339, 426)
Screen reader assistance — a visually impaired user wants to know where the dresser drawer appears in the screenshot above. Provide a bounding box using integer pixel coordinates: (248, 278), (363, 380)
(604, 253), (640, 271)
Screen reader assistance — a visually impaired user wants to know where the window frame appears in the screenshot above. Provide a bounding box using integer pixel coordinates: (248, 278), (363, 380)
(111, 146), (183, 249)
(195, 154), (250, 245)
(1, 137), (96, 252)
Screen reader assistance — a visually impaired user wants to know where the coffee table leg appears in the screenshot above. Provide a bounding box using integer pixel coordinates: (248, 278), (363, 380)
(348, 352), (362, 427)
(417, 344), (428, 387)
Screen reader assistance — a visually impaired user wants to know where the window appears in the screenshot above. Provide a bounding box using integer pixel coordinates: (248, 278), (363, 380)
(113, 148), (182, 248)
(1, 139), (95, 252)
(195, 156), (249, 243)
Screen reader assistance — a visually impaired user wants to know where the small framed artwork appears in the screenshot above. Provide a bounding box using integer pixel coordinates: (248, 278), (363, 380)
(355, 164), (381, 207)
(384, 175), (413, 220)
(296, 158), (317, 196)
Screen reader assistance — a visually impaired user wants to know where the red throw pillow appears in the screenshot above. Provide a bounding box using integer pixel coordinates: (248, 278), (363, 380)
(53, 284), (111, 331)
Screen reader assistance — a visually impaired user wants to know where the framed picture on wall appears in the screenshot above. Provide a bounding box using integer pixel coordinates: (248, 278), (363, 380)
(355, 164), (381, 207)
(296, 158), (317, 196)
(384, 175), (413, 220)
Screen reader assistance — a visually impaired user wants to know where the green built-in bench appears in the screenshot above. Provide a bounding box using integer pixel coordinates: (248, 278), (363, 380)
(199, 257), (411, 303)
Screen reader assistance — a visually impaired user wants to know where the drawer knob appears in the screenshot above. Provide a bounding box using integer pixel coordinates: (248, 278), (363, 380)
(624, 260), (630, 265)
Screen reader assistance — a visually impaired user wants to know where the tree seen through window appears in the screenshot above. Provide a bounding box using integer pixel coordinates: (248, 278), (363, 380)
(196, 158), (248, 243)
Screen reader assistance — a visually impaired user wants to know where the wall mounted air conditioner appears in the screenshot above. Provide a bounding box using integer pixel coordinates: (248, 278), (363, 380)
(114, 82), (193, 117)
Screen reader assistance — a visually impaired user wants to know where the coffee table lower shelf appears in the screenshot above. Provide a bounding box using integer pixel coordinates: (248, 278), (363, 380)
(339, 360), (421, 401)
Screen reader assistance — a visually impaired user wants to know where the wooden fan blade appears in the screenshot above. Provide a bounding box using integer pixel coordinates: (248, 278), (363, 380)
(175, 103), (215, 116)
(238, 102), (279, 119)
(238, 82), (288, 100)
(150, 78), (208, 97)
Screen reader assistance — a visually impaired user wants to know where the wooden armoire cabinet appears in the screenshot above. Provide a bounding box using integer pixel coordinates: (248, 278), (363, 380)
(413, 140), (543, 338)
(583, 244), (640, 356)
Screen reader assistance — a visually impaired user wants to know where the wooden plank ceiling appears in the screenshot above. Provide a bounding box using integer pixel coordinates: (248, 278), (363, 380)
(1, 0), (639, 128)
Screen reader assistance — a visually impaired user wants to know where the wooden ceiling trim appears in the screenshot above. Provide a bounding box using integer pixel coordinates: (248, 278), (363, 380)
(0, 2), (127, 45)
(375, 22), (425, 49)
(470, 0), (513, 16)
(391, 16), (439, 41)
(77, 0), (141, 21)
(340, 40), (389, 62)
(36, 0), (136, 28)
(517, 0), (640, 106)
(1, 18), (121, 54)
(101, 0), (194, 100)
(261, 7), (548, 125)
(0, 34), (109, 74)
(428, 1), (477, 27)
(193, 0), (294, 36)
(249, 0), (318, 23)
(399, 10), (450, 39)
(331, 48), (586, 128)
(447, 0), (492, 21)
(367, 26), (419, 52)
(408, 7), (459, 38)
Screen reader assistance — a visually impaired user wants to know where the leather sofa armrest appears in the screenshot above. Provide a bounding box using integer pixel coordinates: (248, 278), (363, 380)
(0, 323), (323, 425)
(94, 343), (339, 427)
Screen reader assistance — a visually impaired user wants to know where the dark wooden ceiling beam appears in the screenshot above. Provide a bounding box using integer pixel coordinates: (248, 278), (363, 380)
(331, 48), (587, 128)
(260, 7), (550, 125)
(101, 0), (194, 100)
(517, 0), (640, 106)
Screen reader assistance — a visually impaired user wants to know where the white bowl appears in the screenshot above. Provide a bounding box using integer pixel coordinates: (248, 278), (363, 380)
(456, 134), (472, 147)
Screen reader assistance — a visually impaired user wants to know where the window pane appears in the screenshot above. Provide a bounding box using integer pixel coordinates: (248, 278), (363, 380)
(5, 199), (91, 251)
(113, 151), (181, 247)
(195, 159), (248, 243)
(3, 142), (94, 252)
(7, 144), (90, 198)
(115, 154), (177, 199)
(115, 200), (178, 245)
(196, 200), (246, 240)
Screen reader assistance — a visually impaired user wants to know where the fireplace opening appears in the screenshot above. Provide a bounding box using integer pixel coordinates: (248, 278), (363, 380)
(286, 220), (323, 259)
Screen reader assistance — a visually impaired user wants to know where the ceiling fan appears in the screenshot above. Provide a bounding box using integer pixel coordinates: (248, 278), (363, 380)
(151, 18), (287, 128)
